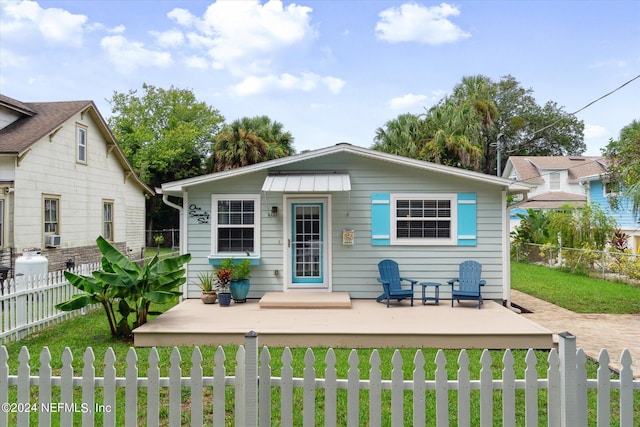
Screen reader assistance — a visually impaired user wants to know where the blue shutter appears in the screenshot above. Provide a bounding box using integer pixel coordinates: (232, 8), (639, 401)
(371, 193), (391, 245)
(457, 193), (477, 246)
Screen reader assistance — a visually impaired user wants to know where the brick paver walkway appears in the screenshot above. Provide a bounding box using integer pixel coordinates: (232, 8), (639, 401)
(511, 289), (640, 378)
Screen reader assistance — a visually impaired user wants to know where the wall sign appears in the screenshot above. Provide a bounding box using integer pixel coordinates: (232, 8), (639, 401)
(189, 204), (210, 224)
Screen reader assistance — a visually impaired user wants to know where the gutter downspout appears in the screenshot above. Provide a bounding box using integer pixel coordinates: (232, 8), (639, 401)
(160, 190), (187, 298)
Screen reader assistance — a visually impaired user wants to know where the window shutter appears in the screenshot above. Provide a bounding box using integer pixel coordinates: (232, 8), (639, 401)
(457, 193), (477, 246)
(371, 193), (391, 245)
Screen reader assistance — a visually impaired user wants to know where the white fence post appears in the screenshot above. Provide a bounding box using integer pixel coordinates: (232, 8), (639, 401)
(558, 332), (579, 427)
(244, 331), (258, 427)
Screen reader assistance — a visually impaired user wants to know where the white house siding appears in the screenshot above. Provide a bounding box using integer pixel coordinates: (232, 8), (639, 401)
(11, 109), (146, 255)
(184, 152), (506, 301)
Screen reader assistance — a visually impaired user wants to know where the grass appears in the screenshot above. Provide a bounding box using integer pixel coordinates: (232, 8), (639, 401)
(511, 261), (640, 314)
(2, 262), (639, 424)
(0, 307), (601, 426)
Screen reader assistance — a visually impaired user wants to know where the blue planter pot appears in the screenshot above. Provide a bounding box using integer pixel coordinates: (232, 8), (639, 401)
(218, 292), (232, 306)
(230, 279), (250, 303)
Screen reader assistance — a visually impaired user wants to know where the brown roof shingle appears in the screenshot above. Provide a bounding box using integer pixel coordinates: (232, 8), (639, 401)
(0, 97), (93, 154)
(507, 156), (607, 185)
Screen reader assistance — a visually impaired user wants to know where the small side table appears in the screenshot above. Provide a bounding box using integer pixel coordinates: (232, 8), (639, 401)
(419, 282), (440, 305)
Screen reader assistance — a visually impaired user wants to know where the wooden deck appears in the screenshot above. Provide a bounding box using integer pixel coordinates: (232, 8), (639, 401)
(134, 293), (554, 349)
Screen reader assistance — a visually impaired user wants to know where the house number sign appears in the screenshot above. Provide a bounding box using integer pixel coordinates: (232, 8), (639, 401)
(189, 204), (210, 224)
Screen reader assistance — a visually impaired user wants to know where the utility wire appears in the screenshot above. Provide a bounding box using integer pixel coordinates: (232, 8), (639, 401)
(529, 73), (640, 137)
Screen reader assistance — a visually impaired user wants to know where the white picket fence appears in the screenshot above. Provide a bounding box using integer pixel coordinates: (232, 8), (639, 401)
(0, 264), (100, 343)
(1, 333), (637, 426)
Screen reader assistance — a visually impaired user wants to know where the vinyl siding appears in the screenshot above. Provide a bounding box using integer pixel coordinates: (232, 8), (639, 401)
(589, 180), (638, 228)
(183, 153), (506, 300)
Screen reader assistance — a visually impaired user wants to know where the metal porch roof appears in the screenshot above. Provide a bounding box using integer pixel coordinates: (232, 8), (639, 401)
(261, 172), (351, 192)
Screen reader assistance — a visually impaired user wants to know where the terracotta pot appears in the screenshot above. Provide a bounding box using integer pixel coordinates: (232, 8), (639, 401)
(200, 291), (218, 304)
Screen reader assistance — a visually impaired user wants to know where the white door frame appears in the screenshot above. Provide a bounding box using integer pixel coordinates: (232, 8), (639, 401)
(282, 194), (332, 291)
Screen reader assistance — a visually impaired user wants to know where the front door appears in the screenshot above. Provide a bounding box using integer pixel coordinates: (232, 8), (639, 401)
(286, 197), (330, 289)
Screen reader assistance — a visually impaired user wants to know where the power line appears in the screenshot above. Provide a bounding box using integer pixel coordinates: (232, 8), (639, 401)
(529, 73), (640, 137)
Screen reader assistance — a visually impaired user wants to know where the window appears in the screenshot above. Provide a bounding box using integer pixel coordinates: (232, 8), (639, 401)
(44, 197), (59, 234)
(390, 194), (457, 245)
(103, 201), (114, 241)
(603, 180), (619, 196)
(77, 125), (87, 163)
(212, 195), (260, 254)
(549, 172), (560, 190)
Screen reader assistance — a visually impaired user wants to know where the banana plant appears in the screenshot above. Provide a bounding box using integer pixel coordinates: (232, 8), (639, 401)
(56, 236), (191, 339)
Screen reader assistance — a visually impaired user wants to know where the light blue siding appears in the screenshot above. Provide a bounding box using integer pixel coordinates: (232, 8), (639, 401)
(181, 153), (507, 300)
(589, 180), (638, 228)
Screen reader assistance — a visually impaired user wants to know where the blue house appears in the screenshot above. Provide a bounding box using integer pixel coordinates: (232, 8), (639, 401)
(160, 144), (530, 303)
(578, 173), (640, 253)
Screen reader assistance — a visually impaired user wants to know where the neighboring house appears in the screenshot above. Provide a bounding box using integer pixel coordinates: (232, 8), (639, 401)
(502, 156), (608, 231)
(577, 173), (640, 253)
(160, 143), (529, 303)
(0, 94), (153, 274)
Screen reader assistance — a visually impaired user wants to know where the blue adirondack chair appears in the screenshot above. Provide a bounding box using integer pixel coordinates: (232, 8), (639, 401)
(376, 259), (416, 307)
(448, 260), (486, 309)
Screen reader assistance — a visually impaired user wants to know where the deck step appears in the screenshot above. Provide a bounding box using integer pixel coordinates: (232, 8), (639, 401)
(259, 292), (351, 309)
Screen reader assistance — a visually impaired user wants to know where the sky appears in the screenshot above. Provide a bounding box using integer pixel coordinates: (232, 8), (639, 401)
(1, 0), (639, 157)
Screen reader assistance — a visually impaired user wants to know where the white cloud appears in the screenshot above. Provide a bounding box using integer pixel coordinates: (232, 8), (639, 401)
(168, 0), (315, 75)
(231, 72), (345, 96)
(100, 35), (172, 73)
(151, 29), (185, 48)
(184, 55), (209, 70)
(376, 3), (470, 45)
(0, 0), (87, 47)
(389, 93), (428, 109)
(584, 123), (608, 139)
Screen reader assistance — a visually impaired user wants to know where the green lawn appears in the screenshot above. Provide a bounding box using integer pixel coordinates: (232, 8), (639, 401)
(511, 261), (640, 314)
(2, 306), (611, 426)
(2, 263), (639, 424)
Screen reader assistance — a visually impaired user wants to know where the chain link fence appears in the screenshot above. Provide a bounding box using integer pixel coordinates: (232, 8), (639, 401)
(511, 242), (640, 283)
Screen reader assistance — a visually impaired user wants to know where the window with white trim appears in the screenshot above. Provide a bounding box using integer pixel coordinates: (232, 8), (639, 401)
(390, 194), (457, 245)
(212, 195), (260, 254)
(77, 125), (87, 163)
(549, 172), (560, 190)
(103, 201), (114, 241)
(44, 196), (59, 234)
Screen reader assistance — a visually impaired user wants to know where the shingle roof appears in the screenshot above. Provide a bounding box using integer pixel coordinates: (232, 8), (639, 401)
(0, 96), (92, 154)
(506, 156), (608, 185)
(0, 94), (153, 195)
(512, 191), (586, 210)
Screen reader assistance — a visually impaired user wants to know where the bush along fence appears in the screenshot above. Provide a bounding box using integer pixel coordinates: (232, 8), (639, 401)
(0, 264), (100, 344)
(512, 242), (640, 281)
(1, 333), (638, 426)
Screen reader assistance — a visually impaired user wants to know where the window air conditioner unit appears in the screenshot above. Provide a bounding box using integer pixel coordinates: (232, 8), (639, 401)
(45, 235), (61, 248)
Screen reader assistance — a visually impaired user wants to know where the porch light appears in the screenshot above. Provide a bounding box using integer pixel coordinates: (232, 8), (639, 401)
(270, 206), (278, 217)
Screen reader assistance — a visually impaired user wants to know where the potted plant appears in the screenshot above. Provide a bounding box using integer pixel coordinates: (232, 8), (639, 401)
(196, 271), (217, 304)
(226, 258), (251, 303)
(215, 266), (233, 306)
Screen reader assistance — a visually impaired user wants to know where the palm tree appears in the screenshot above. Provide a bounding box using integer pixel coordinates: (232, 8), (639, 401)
(451, 75), (499, 173)
(372, 113), (425, 158)
(210, 116), (295, 172)
(420, 101), (483, 170)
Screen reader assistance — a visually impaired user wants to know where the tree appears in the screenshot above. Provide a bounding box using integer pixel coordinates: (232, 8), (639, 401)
(492, 75), (585, 173)
(372, 113), (424, 158)
(372, 74), (585, 175)
(602, 119), (640, 219)
(210, 116), (295, 172)
(107, 84), (225, 233)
